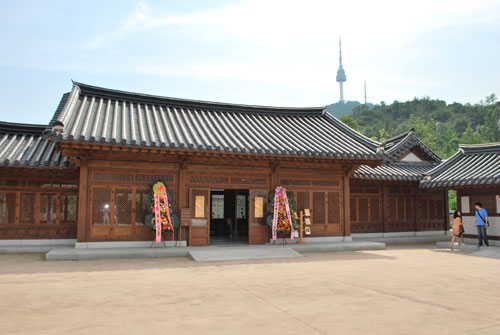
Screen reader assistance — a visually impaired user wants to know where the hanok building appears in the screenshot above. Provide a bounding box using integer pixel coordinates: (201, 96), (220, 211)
(421, 143), (500, 245)
(350, 129), (449, 241)
(0, 82), (448, 248)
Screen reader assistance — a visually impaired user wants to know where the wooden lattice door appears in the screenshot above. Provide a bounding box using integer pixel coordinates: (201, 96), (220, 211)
(189, 188), (210, 246)
(248, 189), (268, 244)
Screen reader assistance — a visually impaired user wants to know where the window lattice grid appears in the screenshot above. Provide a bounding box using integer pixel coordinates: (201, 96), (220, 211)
(92, 188), (111, 226)
(0, 192), (16, 224)
(40, 193), (57, 224)
(61, 194), (78, 223)
(20, 193), (36, 224)
(115, 188), (132, 226)
(135, 189), (150, 226)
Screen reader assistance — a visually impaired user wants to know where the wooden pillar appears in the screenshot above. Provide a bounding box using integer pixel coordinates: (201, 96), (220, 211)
(177, 158), (188, 241)
(382, 183), (388, 233)
(444, 189), (449, 231)
(77, 153), (89, 242)
(178, 159), (188, 208)
(415, 186), (420, 232)
(343, 174), (351, 237)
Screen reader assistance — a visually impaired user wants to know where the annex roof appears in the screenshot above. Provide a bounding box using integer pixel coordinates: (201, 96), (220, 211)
(0, 122), (72, 169)
(353, 162), (437, 182)
(383, 129), (441, 163)
(51, 82), (382, 160)
(352, 129), (441, 181)
(420, 143), (500, 188)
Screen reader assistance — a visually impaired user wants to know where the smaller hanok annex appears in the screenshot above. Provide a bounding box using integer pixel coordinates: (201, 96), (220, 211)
(0, 82), (450, 246)
(421, 143), (500, 244)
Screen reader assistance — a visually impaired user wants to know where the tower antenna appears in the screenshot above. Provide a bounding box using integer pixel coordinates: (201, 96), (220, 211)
(364, 80), (367, 104)
(335, 36), (346, 103)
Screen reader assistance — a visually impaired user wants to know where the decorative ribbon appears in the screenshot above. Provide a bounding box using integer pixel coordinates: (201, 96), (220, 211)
(153, 182), (174, 243)
(272, 186), (294, 241)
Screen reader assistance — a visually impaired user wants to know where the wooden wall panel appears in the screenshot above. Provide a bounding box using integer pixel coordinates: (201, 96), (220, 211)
(0, 173), (78, 240)
(350, 183), (383, 233)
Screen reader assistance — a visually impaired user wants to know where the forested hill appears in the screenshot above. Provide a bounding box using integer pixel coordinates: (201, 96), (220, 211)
(326, 101), (374, 117)
(334, 94), (500, 159)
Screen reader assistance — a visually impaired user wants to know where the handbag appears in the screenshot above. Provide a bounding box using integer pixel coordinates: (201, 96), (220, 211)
(459, 224), (465, 234)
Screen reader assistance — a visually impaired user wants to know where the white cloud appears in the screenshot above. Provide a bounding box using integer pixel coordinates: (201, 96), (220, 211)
(78, 0), (500, 103)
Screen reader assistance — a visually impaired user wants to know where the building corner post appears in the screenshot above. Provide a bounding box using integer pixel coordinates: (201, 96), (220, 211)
(77, 152), (89, 242)
(343, 165), (355, 240)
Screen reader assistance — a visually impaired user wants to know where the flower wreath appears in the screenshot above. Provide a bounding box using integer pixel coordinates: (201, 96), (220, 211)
(266, 188), (298, 233)
(144, 181), (180, 234)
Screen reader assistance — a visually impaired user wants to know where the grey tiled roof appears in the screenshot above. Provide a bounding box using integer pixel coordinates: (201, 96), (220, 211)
(352, 130), (440, 181)
(52, 82), (382, 160)
(421, 143), (500, 188)
(353, 162), (437, 181)
(383, 130), (441, 163)
(0, 122), (72, 169)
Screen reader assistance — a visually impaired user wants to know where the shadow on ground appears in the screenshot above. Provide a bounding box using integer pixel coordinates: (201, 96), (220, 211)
(0, 250), (398, 276)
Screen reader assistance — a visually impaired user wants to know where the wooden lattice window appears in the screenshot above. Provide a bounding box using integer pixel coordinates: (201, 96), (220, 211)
(281, 179), (310, 186)
(135, 189), (150, 226)
(60, 194), (78, 223)
(359, 198), (369, 222)
(0, 192), (16, 224)
(93, 172), (134, 181)
(135, 174), (174, 183)
(420, 199), (428, 220)
(350, 198), (357, 222)
(429, 199), (436, 220)
(388, 197), (397, 221)
(115, 188), (132, 226)
(92, 188), (111, 226)
(297, 192), (310, 211)
(20, 193), (36, 224)
(351, 187), (364, 194)
(40, 193), (57, 224)
(406, 198), (413, 221)
(231, 177), (266, 185)
(328, 192), (340, 223)
(313, 192), (325, 224)
(371, 198), (380, 221)
(312, 180), (339, 187)
(190, 176), (229, 184)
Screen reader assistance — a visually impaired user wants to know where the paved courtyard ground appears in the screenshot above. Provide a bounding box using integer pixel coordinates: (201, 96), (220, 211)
(1, 245), (499, 335)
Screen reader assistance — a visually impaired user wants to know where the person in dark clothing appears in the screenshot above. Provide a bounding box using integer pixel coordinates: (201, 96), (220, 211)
(473, 202), (489, 248)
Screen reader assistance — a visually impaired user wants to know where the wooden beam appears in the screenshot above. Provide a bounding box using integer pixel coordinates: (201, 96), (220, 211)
(382, 183), (388, 234)
(77, 151), (89, 242)
(343, 174), (351, 238)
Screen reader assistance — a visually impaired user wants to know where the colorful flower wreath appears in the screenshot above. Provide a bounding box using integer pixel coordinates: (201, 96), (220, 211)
(266, 190), (298, 233)
(144, 181), (180, 234)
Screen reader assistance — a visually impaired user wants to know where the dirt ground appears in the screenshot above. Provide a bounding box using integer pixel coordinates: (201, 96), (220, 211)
(1, 246), (499, 335)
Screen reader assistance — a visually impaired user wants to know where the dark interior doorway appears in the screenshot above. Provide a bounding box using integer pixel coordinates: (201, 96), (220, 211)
(210, 189), (249, 244)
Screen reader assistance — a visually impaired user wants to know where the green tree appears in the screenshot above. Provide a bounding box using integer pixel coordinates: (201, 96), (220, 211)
(460, 124), (481, 144)
(346, 94), (498, 158)
(340, 114), (359, 131)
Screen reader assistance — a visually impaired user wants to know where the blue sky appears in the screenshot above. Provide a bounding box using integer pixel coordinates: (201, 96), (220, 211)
(1, 0), (499, 124)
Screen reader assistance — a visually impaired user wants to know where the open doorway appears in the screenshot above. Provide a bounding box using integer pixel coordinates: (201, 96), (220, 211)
(210, 189), (249, 245)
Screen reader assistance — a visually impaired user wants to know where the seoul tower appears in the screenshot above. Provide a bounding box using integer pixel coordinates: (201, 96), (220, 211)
(336, 37), (346, 103)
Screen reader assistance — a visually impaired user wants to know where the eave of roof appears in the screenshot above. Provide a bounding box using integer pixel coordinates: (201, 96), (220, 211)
(0, 121), (47, 136)
(52, 82), (382, 161)
(420, 142), (500, 188)
(352, 162), (437, 181)
(0, 122), (72, 169)
(383, 131), (441, 163)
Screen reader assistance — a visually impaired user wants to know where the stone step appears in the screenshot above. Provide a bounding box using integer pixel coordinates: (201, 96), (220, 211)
(188, 246), (302, 262)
